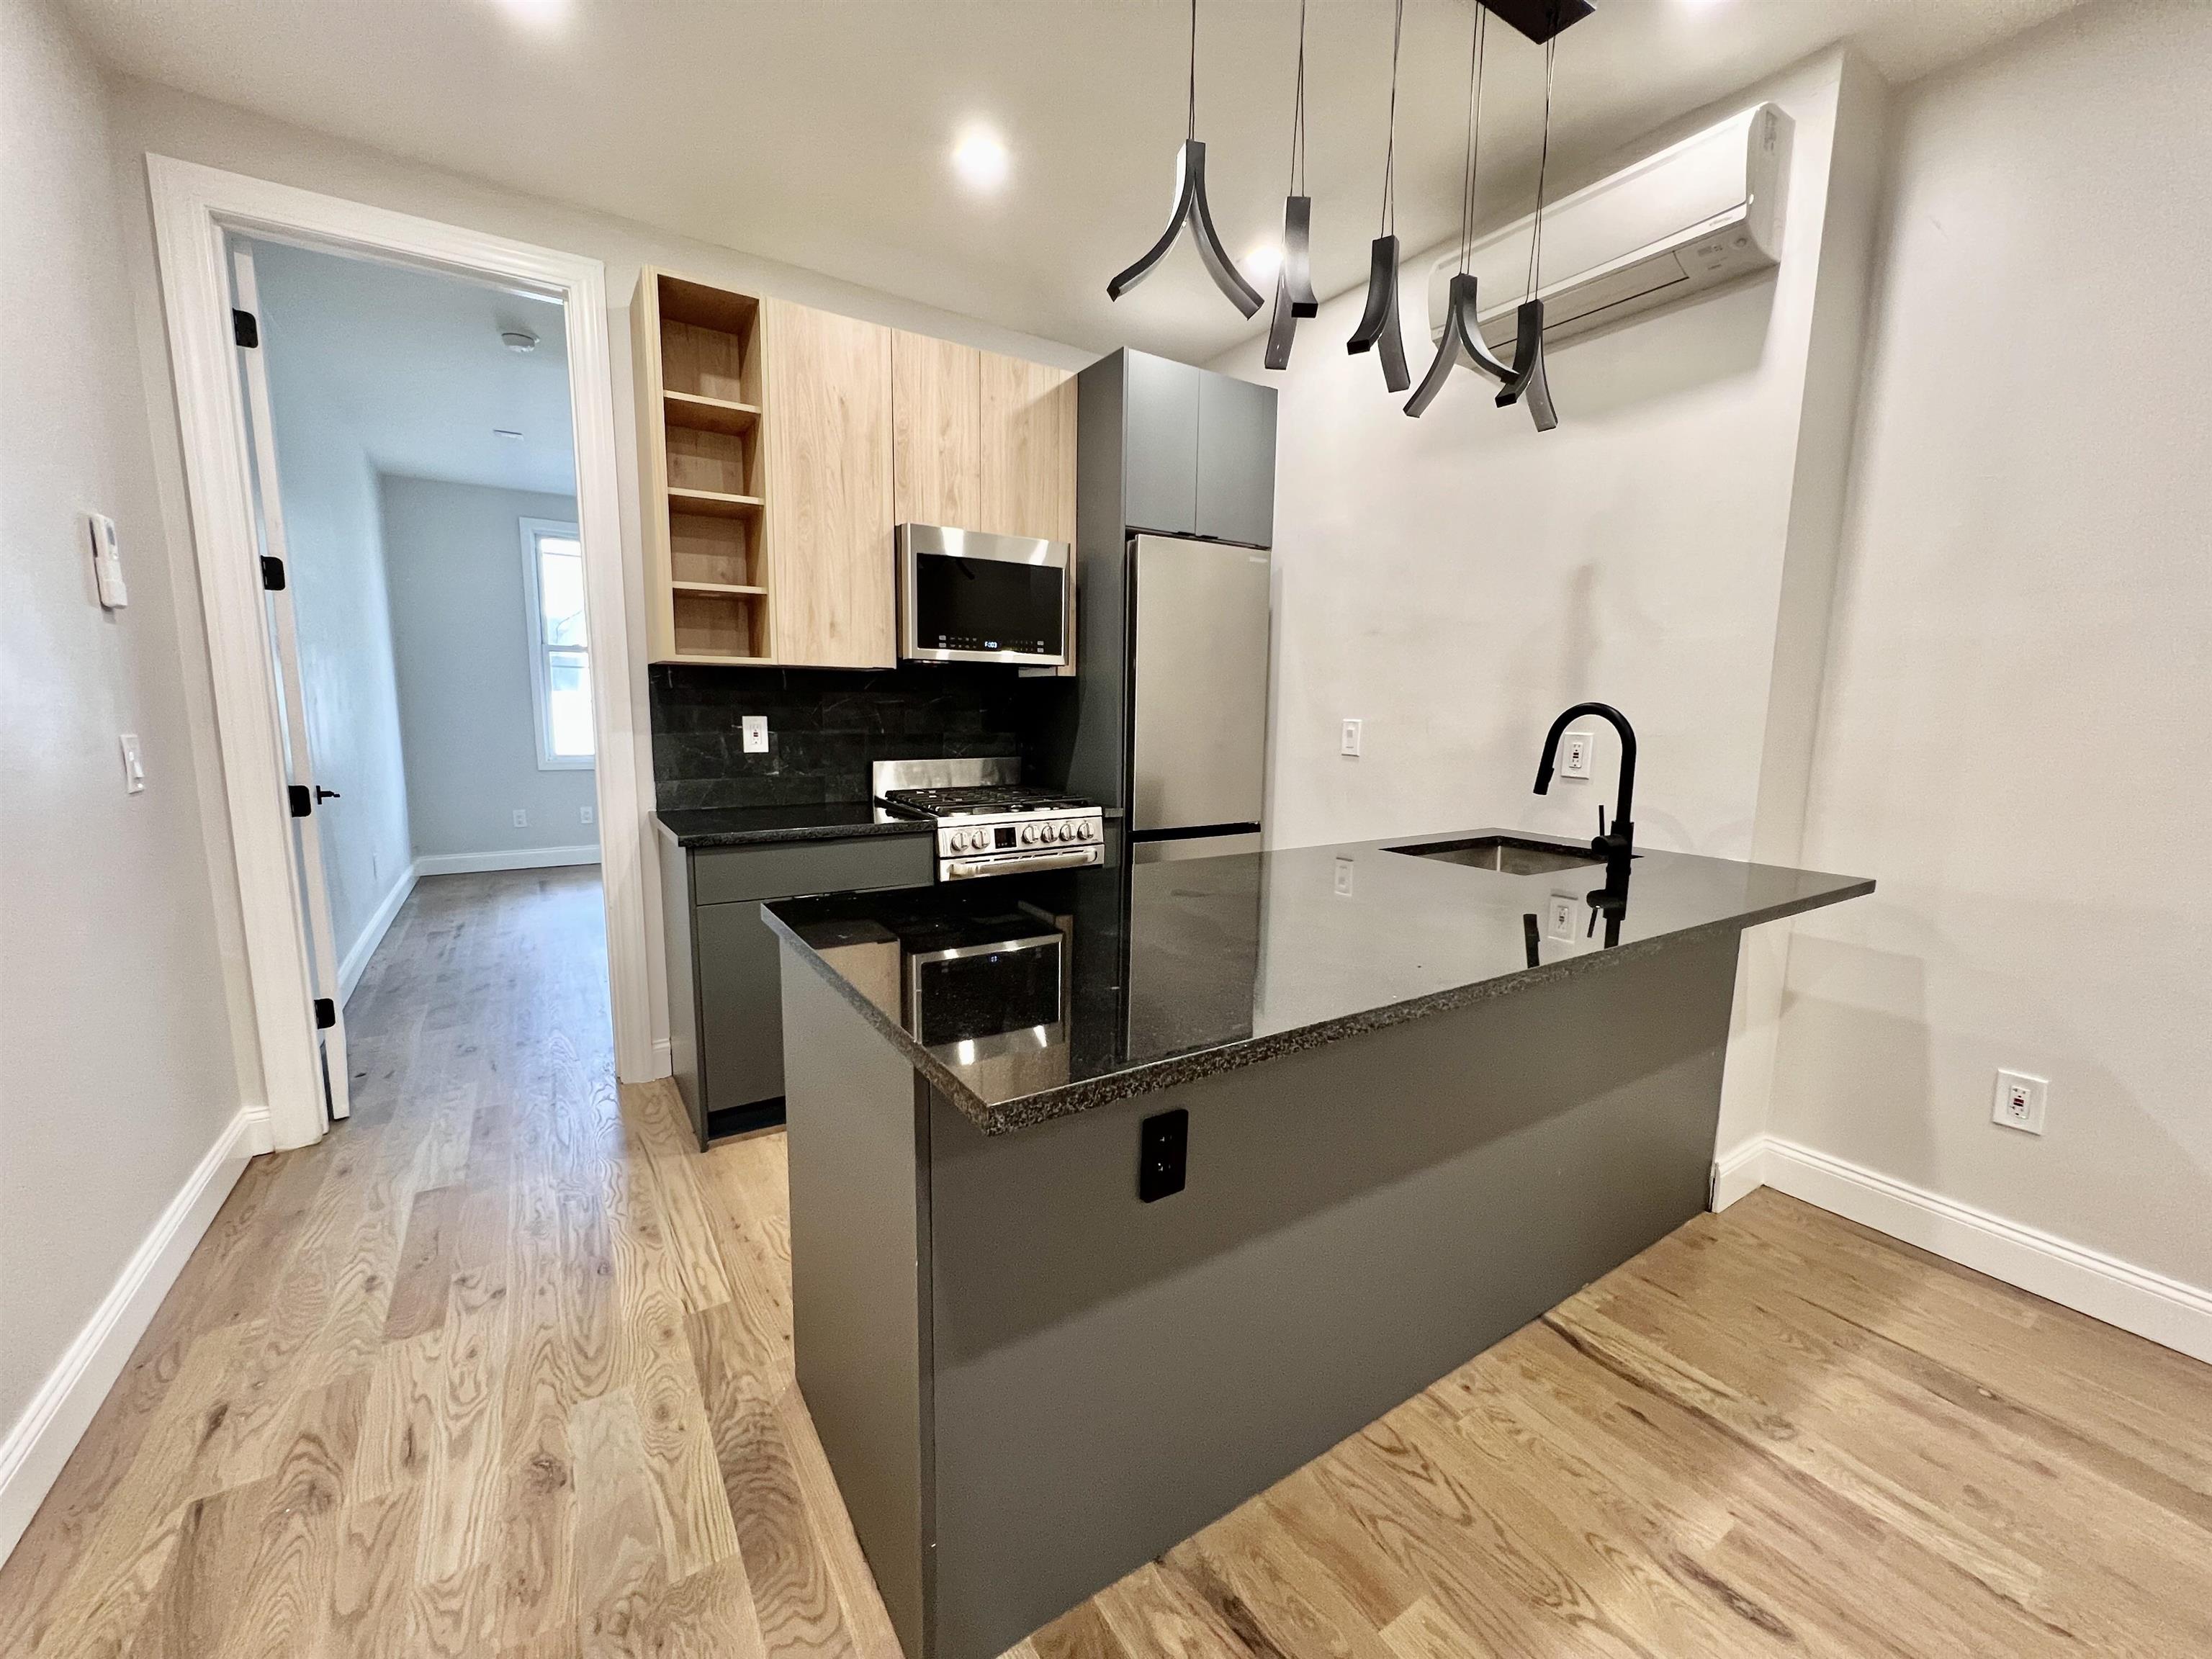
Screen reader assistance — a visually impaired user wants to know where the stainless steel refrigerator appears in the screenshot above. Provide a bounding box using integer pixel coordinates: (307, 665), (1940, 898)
(1088, 533), (1272, 863)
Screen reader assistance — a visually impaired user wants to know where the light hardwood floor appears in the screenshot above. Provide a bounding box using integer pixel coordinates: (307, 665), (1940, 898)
(5, 867), (2208, 1658)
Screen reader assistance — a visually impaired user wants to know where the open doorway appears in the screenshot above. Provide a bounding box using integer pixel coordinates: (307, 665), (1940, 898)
(230, 236), (608, 1126)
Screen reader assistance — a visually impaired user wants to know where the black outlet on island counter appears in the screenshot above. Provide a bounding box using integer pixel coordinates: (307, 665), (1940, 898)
(1138, 1108), (1189, 1202)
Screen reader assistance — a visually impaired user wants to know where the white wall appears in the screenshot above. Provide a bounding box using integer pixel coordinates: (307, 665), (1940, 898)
(0, 0), (245, 1550)
(1771, 0), (2212, 1293)
(380, 476), (600, 860)
(253, 241), (414, 970)
(103, 72), (1097, 1105)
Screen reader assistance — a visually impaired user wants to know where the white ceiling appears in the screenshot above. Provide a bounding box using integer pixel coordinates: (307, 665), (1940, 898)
(82, 0), (2082, 364)
(249, 236), (577, 498)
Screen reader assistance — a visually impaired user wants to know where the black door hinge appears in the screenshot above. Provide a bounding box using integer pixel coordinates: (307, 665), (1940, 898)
(260, 555), (286, 590)
(313, 997), (336, 1030)
(288, 783), (312, 817)
(233, 309), (259, 349)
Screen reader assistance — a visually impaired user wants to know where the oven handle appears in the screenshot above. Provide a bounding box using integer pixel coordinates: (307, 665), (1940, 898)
(944, 848), (1101, 880)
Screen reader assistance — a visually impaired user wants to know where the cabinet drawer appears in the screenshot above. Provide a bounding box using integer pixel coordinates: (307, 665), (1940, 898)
(691, 834), (933, 906)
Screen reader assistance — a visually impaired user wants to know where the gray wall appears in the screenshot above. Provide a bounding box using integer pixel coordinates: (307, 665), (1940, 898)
(253, 238), (415, 968)
(379, 475), (598, 860)
(0, 0), (240, 1527)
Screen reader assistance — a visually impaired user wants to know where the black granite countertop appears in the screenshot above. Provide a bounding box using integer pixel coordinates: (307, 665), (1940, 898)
(763, 830), (1874, 1136)
(654, 803), (932, 848)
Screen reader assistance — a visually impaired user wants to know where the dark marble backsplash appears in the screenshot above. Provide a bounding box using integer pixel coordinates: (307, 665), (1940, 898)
(649, 665), (1071, 811)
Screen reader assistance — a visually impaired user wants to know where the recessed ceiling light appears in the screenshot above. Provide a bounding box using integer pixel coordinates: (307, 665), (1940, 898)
(1244, 242), (1282, 284)
(492, 0), (569, 30)
(494, 428), (525, 441)
(951, 127), (1010, 192)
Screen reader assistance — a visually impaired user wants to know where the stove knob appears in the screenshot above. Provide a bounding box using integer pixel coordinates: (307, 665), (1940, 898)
(1053, 822), (1072, 842)
(1079, 820), (1095, 841)
(1019, 824), (1040, 846)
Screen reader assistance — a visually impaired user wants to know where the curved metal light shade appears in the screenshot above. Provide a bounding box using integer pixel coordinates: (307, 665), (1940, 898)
(1346, 234), (1410, 393)
(1107, 139), (1264, 319)
(1494, 297), (1558, 431)
(1263, 195), (1317, 370)
(1403, 272), (1517, 418)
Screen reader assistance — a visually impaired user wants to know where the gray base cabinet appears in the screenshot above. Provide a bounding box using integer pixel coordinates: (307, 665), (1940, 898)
(657, 824), (933, 1147)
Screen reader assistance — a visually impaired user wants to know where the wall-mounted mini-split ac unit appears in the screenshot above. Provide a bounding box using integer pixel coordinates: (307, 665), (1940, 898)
(1429, 102), (1791, 356)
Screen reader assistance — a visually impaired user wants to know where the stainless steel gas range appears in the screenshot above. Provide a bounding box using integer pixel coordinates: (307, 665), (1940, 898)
(873, 758), (1105, 882)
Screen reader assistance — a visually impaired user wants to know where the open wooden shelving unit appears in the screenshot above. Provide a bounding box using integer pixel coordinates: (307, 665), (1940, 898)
(635, 271), (774, 664)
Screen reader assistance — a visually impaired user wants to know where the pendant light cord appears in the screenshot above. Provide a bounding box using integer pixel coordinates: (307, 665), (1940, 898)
(1525, 34), (1557, 300)
(1187, 0), (1197, 142)
(1457, 9), (1489, 274)
(1379, 0), (1403, 236)
(1287, 0), (1309, 194)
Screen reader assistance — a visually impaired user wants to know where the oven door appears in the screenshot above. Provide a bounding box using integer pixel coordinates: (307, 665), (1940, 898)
(898, 523), (1069, 666)
(906, 929), (1064, 1058)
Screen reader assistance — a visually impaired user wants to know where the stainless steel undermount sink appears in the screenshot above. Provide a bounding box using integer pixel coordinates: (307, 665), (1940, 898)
(1385, 835), (1604, 876)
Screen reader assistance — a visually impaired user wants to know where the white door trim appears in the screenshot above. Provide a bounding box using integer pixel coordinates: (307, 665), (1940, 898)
(145, 153), (655, 1151)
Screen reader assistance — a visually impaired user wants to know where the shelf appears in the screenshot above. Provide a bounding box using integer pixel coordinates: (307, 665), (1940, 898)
(671, 580), (767, 596)
(664, 390), (760, 436)
(667, 487), (763, 519)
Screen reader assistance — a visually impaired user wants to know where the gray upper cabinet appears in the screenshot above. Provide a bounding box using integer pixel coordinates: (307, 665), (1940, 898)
(1090, 349), (1275, 549)
(1194, 372), (1277, 549)
(1120, 352), (1201, 536)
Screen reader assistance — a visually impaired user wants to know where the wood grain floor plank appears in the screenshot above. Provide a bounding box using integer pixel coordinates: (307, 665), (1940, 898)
(14, 870), (2207, 1659)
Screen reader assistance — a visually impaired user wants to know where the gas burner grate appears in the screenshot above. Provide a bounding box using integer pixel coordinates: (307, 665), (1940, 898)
(882, 786), (1094, 817)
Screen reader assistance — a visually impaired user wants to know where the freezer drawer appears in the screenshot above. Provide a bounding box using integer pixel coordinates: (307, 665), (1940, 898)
(1129, 534), (1271, 835)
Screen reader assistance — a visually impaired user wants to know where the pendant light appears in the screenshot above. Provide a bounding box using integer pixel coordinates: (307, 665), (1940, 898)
(1405, 6), (1517, 417)
(1496, 33), (1560, 431)
(1345, 0), (1409, 392)
(1108, 0), (1264, 319)
(1263, 0), (1320, 369)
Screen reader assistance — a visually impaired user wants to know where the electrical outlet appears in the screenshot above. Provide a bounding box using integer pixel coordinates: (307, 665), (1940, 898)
(1340, 718), (1362, 757)
(513, 809), (529, 828)
(1560, 729), (1594, 779)
(1992, 1069), (2048, 1135)
(1547, 892), (1579, 941)
(580, 805), (594, 825)
(741, 715), (769, 755)
(1334, 856), (1355, 896)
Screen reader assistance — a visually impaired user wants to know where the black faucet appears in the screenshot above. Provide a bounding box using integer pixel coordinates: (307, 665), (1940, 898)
(1533, 702), (1637, 937)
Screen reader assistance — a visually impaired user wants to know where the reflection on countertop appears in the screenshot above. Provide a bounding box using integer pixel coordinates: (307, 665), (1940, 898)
(763, 830), (1874, 1134)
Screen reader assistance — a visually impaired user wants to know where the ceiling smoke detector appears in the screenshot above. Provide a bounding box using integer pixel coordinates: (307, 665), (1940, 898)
(500, 329), (539, 353)
(494, 428), (525, 441)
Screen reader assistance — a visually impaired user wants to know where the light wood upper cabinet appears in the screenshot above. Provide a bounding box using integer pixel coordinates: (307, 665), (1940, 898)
(760, 299), (896, 669)
(979, 354), (1077, 547)
(892, 333), (981, 530)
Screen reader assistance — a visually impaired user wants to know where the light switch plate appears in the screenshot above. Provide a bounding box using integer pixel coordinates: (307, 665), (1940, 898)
(580, 805), (594, 826)
(1334, 856), (1355, 896)
(742, 715), (769, 755)
(1547, 892), (1579, 941)
(1992, 1069), (2048, 1135)
(1340, 718), (1362, 757)
(120, 732), (145, 793)
(513, 809), (529, 828)
(89, 513), (128, 608)
(1561, 730), (1594, 779)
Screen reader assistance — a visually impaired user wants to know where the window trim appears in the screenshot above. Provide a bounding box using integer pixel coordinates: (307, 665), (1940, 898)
(518, 516), (594, 771)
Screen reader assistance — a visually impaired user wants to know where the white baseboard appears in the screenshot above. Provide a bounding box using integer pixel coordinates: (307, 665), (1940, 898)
(1712, 1136), (2212, 1365)
(413, 845), (601, 878)
(338, 861), (418, 1005)
(0, 1104), (268, 1563)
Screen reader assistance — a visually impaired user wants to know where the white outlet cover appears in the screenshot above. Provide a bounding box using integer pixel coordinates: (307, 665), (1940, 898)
(1992, 1069), (2048, 1135)
(1561, 730), (1594, 779)
(1333, 856), (1355, 896)
(742, 715), (770, 754)
(581, 805), (595, 825)
(1339, 718), (1362, 757)
(1547, 893), (1579, 942)
(513, 808), (529, 827)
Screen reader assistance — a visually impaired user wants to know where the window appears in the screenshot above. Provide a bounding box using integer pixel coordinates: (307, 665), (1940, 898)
(520, 518), (593, 768)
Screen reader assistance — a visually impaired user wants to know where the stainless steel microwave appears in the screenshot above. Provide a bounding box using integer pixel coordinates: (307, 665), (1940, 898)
(896, 523), (1070, 667)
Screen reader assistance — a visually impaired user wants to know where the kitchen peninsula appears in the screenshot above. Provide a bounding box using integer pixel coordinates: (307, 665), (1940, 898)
(765, 834), (1873, 1658)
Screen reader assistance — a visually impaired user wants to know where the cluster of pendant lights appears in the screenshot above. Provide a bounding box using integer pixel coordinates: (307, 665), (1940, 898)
(1108, 0), (1588, 432)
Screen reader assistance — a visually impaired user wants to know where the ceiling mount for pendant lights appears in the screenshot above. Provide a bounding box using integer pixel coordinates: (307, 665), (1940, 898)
(1346, 0), (1410, 392)
(1406, 6), (1518, 417)
(1107, 0), (1264, 319)
(1263, 0), (1319, 370)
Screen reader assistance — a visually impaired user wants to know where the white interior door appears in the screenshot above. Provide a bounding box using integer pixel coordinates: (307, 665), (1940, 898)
(229, 242), (352, 1123)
